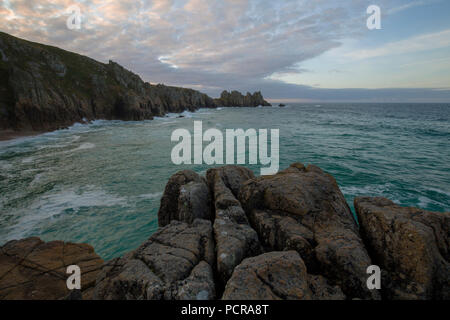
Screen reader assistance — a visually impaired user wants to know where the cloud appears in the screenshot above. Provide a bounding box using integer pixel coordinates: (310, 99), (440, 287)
(346, 29), (450, 60)
(0, 0), (449, 102)
(387, 0), (439, 15)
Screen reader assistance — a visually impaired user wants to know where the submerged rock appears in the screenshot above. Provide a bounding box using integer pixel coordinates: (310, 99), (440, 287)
(355, 197), (450, 300)
(0, 237), (103, 300)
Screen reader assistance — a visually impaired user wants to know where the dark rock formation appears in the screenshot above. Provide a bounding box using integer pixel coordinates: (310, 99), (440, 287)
(214, 90), (271, 107)
(93, 219), (215, 300)
(0, 237), (103, 300)
(158, 170), (212, 227)
(239, 163), (380, 299)
(2, 163), (448, 300)
(0, 32), (270, 135)
(206, 166), (261, 284)
(355, 197), (450, 300)
(222, 251), (345, 300)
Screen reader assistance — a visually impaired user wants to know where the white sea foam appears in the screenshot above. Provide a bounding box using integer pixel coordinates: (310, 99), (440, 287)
(30, 172), (45, 186)
(1, 185), (128, 242)
(340, 183), (394, 196)
(136, 192), (163, 200)
(70, 142), (96, 152)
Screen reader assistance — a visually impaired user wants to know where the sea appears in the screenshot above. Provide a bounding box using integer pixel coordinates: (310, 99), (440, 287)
(0, 103), (449, 260)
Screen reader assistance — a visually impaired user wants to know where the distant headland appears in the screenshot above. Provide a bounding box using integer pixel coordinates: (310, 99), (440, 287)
(0, 31), (270, 139)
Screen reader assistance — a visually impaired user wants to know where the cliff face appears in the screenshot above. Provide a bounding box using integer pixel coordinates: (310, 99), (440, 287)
(2, 163), (447, 300)
(214, 90), (271, 107)
(0, 32), (270, 133)
(0, 32), (216, 132)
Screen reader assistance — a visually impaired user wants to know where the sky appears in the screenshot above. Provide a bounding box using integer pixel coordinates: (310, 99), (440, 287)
(1, 0), (450, 102)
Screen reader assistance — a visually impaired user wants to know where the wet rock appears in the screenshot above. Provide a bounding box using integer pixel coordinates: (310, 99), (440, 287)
(0, 237), (103, 300)
(355, 197), (450, 300)
(93, 219), (215, 300)
(239, 163), (379, 299)
(158, 170), (212, 227)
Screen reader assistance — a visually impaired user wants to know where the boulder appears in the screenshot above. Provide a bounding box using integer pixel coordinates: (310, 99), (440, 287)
(239, 163), (379, 299)
(222, 251), (310, 300)
(355, 197), (450, 300)
(222, 251), (345, 300)
(93, 219), (216, 300)
(0, 237), (103, 300)
(158, 170), (212, 227)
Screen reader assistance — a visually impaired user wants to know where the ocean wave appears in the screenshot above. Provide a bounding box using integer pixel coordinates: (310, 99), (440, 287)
(0, 185), (128, 243)
(69, 143), (96, 152)
(340, 183), (395, 196)
(426, 187), (450, 197)
(135, 192), (163, 200)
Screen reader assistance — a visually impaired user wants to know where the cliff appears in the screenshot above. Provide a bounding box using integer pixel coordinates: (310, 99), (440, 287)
(0, 32), (269, 134)
(214, 90), (271, 107)
(1, 163), (448, 300)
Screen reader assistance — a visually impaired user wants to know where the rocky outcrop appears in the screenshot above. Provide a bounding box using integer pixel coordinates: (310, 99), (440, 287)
(222, 251), (345, 300)
(93, 219), (215, 300)
(206, 166), (261, 284)
(0, 32), (270, 134)
(355, 197), (450, 300)
(2, 163), (448, 300)
(214, 90), (271, 107)
(0, 237), (103, 300)
(158, 170), (212, 227)
(239, 163), (380, 299)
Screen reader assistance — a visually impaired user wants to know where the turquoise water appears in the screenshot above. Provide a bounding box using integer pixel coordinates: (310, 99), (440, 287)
(0, 104), (449, 260)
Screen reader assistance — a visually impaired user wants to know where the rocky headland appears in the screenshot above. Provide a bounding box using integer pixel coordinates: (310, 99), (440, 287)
(0, 32), (270, 138)
(214, 90), (271, 107)
(1, 163), (448, 300)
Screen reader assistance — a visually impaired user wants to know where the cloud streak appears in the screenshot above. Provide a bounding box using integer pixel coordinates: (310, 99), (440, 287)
(0, 0), (449, 102)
